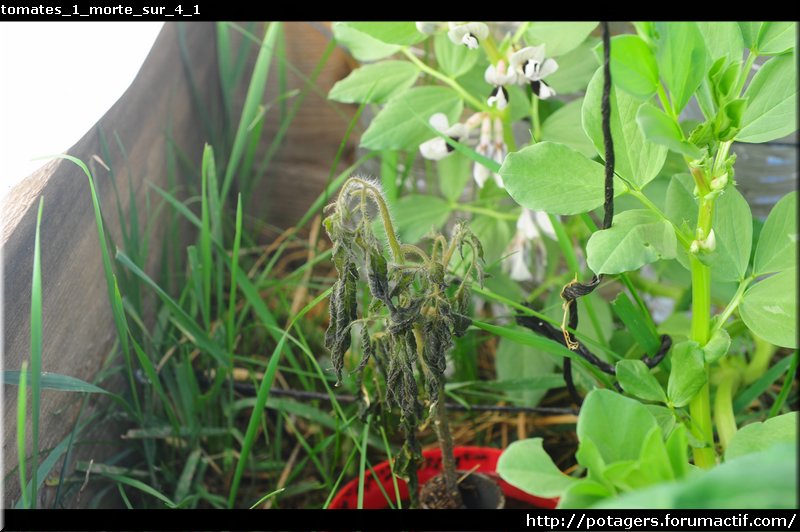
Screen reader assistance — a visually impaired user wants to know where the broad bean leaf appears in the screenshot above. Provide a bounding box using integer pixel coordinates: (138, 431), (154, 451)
(740, 268), (797, 348)
(584, 68), (668, 188)
(586, 210), (677, 275)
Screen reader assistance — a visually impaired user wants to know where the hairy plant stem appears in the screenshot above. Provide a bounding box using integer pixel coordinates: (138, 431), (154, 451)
(433, 379), (462, 507)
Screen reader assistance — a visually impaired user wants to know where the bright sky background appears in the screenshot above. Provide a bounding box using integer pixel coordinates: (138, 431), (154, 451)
(0, 22), (164, 205)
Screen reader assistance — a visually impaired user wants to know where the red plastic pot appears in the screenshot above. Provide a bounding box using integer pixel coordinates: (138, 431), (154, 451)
(328, 446), (558, 509)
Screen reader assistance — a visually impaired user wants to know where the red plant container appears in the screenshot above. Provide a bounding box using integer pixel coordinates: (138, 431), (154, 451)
(329, 446), (558, 509)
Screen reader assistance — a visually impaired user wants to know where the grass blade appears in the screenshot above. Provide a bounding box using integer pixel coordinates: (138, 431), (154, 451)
(249, 488), (286, 510)
(15, 413), (100, 509)
(227, 194), (243, 352)
(49, 154), (141, 416)
(227, 288), (332, 508)
(17, 361), (29, 509)
(28, 197), (44, 508)
(221, 22), (281, 201)
(104, 473), (177, 508)
(115, 250), (230, 367)
(734, 353), (794, 414)
(768, 350), (799, 418)
(357, 414), (372, 509)
(3, 371), (109, 394)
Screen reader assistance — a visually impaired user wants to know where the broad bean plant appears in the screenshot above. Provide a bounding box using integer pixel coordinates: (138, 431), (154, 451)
(328, 21), (797, 508)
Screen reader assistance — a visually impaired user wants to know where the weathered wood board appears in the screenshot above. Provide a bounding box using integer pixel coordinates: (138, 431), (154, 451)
(2, 21), (357, 507)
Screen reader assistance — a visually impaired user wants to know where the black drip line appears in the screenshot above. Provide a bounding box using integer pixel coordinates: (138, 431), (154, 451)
(517, 21), (672, 407)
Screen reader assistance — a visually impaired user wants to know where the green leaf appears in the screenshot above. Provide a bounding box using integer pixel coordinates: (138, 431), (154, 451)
(524, 22), (598, 57)
(583, 68), (668, 188)
(497, 438), (576, 498)
(3, 371), (109, 394)
(586, 210), (678, 275)
(606, 34), (659, 99)
(469, 214), (512, 265)
(541, 99), (596, 158)
(495, 337), (556, 407)
(593, 442), (797, 509)
(546, 39), (601, 93)
(740, 268), (797, 348)
(737, 52), (798, 143)
(332, 23), (400, 61)
(577, 389), (659, 463)
(577, 291), (614, 345)
(753, 192), (797, 275)
(558, 480), (612, 509)
(654, 22), (708, 113)
(637, 425), (675, 484)
(737, 22), (762, 49)
(391, 194), (451, 244)
(667, 341), (706, 407)
(361, 86), (463, 150)
(328, 61), (419, 104)
(636, 104), (703, 159)
(434, 32), (478, 78)
(645, 404), (677, 439)
(702, 328), (731, 364)
(610, 292), (660, 356)
(664, 173), (697, 272)
(726, 412), (798, 460)
(500, 141), (620, 215)
(345, 22), (426, 46)
(665, 173), (697, 235)
(696, 22), (744, 61)
(705, 185), (752, 282)
(616, 360), (667, 403)
(664, 423), (689, 479)
(755, 22), (797, 55)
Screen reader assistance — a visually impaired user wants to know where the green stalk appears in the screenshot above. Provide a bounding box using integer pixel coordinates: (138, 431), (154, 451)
(530, 94), (542, 142)
(688, 173), (717, 467)
(400, 48), (488, 112)
(710, 277), (752, 337)
(713, 366), (740, 451)
(451, 203), (518, 221)
(744, 332), (776, 385)
(688, 256), (716, 469)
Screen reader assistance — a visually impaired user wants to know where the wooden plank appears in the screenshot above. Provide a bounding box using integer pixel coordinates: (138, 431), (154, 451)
(2, 21), (358, 507)
(1, 22), (218, 507)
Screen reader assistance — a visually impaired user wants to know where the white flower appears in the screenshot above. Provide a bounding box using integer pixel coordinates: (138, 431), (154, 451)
(509, 44), (559, 99)
(416, 21), (444, 35)
(506, 232), (535, 281)
(485, 61), (515, 110)
(491, 118), (506, 188)
(484, 62), (518, 86)
(473, 142), (492, 187)
(447, 22), (489, 49)
(504, 209), (555, 281)
(487, 86), (509, 110)
(472, 115), (506, 188)
(419, 113), (467, 160)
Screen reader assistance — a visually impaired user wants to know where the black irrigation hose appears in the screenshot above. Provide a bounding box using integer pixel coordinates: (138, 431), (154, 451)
(518, 21), (673, 407)
(182, 371), (578, 415)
